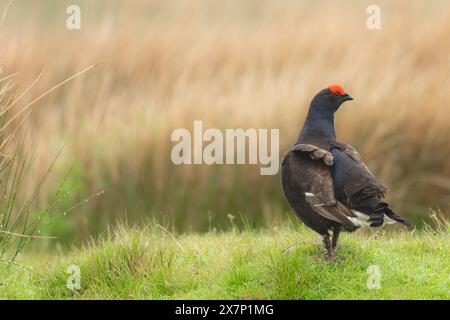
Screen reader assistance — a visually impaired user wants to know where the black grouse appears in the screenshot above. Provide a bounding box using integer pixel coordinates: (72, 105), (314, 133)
(281, 85), (413, 260)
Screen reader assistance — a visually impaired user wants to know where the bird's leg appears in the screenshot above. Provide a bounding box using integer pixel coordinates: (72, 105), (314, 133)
(322, 233), (335, 261)
(331, 226), (341, 256)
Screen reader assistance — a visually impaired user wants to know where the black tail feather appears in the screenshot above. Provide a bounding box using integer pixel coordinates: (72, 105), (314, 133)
(385, 207), (414, 229)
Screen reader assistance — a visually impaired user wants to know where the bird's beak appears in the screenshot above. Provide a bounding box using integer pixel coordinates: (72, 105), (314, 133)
(343, 93), (353, 101)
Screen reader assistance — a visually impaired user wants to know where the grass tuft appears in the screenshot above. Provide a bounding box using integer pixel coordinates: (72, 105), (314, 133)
(1, 221), (447, 300)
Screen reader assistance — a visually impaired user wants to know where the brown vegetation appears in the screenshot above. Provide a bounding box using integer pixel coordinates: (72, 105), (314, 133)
(1, 0), (449, 237)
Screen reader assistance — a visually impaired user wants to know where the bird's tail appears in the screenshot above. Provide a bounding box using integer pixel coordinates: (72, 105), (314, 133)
(385, 207), (414, 229)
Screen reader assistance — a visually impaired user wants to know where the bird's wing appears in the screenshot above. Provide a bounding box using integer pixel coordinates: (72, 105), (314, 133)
(289, 143), (334, 165)
(330, 145), (397, 227)
(288, 143), (357, 226)
(340, 143), (375, 177)
(341, 144), (387, 197)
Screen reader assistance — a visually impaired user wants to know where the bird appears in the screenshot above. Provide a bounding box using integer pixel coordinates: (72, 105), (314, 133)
(280, 85), (413, 261)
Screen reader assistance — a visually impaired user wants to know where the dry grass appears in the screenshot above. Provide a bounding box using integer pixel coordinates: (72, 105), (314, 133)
(0, 0), (449, 237)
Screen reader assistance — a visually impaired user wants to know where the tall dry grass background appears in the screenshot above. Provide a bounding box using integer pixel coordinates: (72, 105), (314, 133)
(1, 0), (449, 242)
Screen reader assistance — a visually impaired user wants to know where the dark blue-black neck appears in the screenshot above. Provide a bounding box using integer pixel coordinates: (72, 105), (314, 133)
(298, 101), (336, 142)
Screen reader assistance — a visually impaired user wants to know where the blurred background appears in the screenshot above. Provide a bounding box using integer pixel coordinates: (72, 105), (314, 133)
(1, 0), (449, 245)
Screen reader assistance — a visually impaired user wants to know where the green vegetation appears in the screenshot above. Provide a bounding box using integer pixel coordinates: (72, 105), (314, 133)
(1, 1), (449, 300)
(1, 221), (448, 300)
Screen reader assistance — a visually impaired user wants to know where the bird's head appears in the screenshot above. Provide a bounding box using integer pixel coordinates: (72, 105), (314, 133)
(311, 85), (353, 113)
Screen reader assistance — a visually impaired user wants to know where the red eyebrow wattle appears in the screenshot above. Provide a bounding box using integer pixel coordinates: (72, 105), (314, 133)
(329, 85), (346, 96)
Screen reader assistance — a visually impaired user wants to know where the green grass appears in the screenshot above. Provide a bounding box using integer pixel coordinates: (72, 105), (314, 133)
(0, 223), (448, 300)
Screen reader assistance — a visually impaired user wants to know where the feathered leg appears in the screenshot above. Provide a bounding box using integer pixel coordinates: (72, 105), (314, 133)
(331, 226), (341, 255)
(322, 233), (336, 261)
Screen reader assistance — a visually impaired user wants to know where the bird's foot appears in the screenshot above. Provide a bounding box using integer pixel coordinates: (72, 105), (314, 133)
(327, 255), (337, 263)
(325, 250), (337, 262)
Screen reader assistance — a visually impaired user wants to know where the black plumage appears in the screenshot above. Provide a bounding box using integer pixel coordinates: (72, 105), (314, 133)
(281, 85), (412, 260)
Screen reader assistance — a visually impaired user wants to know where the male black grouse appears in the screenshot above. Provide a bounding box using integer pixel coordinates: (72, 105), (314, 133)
(281, 85), (413, 260)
